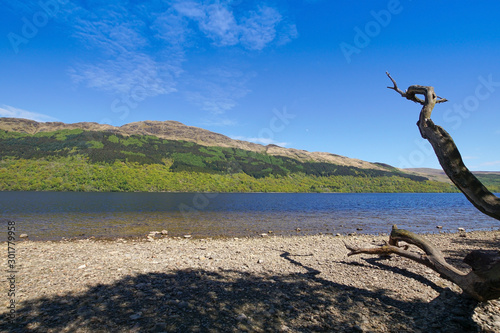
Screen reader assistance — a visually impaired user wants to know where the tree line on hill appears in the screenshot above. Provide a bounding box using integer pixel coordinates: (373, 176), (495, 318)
(0, 128), (480, 193)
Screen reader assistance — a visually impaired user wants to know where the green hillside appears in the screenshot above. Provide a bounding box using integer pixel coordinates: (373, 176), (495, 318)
(0, 129), (459, 193)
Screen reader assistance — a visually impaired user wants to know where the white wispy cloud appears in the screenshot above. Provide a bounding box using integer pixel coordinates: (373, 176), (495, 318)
(231, 135), (289, 147)
(200, 117), (238, 127)
(176, 1), (240, 47)
(73, 15), (147, 55)
(59, 0), (296, 117)
(0, 105), (58, 122)
(239, 6), (284, 50)
(69, 52), (178, 97)
(183, 67), (254, 115)
(151, 10), (190, 47)
(64, 2), (182, 98)
(171, 1), (296, 51)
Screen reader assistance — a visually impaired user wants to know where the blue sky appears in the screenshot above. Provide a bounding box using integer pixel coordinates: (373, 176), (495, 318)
(1, 1), (500, 171)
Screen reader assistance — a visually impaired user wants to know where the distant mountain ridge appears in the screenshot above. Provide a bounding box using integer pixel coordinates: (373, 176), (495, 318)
(0, 117), (387, 171)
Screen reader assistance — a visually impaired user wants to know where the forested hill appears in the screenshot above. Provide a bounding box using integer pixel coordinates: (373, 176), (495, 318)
(0, 118), (460, 193)
(0, 117), (395, 169)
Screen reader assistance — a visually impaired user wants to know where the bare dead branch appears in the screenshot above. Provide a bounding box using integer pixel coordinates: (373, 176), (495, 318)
(385, 73), (500, 220)
(386, 72), (425, 105)
(345, 240), (430, 267)
(386, 73), (449, 107)
(385, 71), (407, 97)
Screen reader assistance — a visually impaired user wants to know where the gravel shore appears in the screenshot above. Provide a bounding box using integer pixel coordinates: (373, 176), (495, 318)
(2, 231), (500, 332)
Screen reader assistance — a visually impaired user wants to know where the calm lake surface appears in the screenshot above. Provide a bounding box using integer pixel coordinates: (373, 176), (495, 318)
(1, 192), (499, 241)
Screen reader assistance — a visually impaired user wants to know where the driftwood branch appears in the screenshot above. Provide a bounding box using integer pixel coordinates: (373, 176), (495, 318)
(346, 226), (500, 301)
(346, 74), (500, 302)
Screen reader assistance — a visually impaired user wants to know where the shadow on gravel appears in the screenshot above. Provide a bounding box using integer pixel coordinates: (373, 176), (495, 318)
(350, 257), (447, 294)
(442, 236), (500, 268)
(3, 253), (480, 333)
(449, 236), (500, 251)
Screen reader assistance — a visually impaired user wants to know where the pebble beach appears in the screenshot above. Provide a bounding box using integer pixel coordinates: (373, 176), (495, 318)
(2, 231), (500, 332)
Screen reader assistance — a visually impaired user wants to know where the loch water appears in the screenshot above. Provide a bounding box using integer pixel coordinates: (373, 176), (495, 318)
(1, 192), (498, 241)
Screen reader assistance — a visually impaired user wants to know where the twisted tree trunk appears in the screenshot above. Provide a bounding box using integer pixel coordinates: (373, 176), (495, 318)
(385, 73), (500, 219)
(346, 73), (500, 302)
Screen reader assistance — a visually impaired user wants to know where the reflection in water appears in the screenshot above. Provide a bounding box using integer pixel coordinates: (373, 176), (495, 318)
(1, 192), (498, 240)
